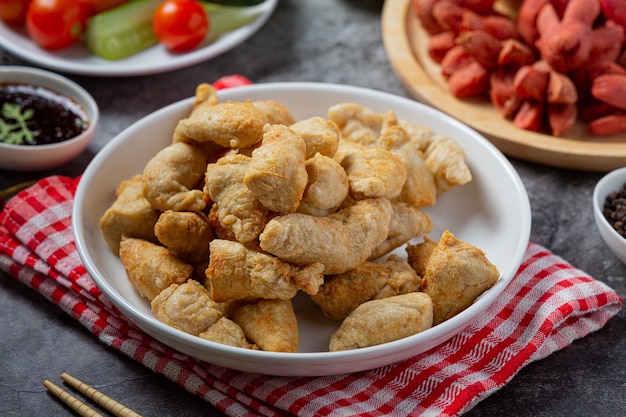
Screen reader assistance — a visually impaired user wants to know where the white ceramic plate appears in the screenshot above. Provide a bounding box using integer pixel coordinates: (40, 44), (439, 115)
(73, 82), (531, 376)
(0, 0), (277, 77)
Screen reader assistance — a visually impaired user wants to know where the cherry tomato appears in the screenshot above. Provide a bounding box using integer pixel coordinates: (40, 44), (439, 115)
(153, 0), (209, 52)
(0, 0), (32, 24)
(26, 0), (88, 50)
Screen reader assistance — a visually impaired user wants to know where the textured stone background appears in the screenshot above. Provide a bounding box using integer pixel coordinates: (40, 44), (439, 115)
(1, 1), (624, 416)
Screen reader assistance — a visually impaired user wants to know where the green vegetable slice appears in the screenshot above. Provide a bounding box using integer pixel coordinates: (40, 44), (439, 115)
(85, 0), (161, 61)
(202, 2), (267, 42)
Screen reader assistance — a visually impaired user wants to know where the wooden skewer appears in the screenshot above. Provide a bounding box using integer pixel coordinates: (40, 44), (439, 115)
(43, 380), (105, 417)
(60, 373), (143, 417)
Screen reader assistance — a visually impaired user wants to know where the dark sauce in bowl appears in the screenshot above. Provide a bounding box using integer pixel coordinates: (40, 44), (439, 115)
(0, 83), (89, 146)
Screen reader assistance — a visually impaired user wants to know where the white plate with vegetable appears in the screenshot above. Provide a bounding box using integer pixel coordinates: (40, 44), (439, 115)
(0, 0), (277, 77)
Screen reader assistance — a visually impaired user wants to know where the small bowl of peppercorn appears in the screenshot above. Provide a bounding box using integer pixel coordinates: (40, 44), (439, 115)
(593, 167), (626, 265)
(0, 66), (98, 172)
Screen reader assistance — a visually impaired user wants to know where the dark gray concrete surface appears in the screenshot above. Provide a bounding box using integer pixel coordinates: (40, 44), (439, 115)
(1, 1), (624, 416)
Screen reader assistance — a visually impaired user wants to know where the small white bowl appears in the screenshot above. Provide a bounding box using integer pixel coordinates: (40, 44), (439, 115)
(0, 66), (99, 171)
(593, 167), (626, 264)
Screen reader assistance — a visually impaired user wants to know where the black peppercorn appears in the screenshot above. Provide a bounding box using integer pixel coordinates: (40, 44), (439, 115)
(602, 182), (626, 238)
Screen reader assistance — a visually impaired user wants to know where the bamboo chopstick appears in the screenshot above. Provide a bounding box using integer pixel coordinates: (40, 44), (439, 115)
(60, 373), (143, 417)
(43, 379), (105, 417)
(43, 373), (143, 417)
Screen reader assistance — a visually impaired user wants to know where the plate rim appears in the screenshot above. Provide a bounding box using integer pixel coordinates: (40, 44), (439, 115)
(72, 81), (531, 376)
(381, 0), (626, 172)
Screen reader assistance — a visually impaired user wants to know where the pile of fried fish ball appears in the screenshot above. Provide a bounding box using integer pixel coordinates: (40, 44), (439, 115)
(99, 83), (500, 353)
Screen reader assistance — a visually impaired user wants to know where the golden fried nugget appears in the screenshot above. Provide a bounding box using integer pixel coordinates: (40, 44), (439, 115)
(230, 299), (299, 352)
(369, 202), (433, 259)
(297, 153), (349, 216)
(192, 83), (219, 107)
(405, 236), (438, 277)
(100, 175), (160, 254)
(341, 147), (407, 200)
(374, 255), (424, 299)
(120, 237), (194, 301)
(207, 204), (237, 241)
(327, 102), (383, 145)
(172, 84), (228, 156)
(243, 124), (308, 214)
(397, 120), (471, 197)
(259, 197), (393, 274)
(175, 100), (268, 149)
(311, 255), (422, 320)
(421, 230), (500, 325)
(142, 142), (207, 212)
(290, 116), (340, 159)
(398, 120), (436, 151)
(253, 100), (296, 125)
(424, 135), (472, 194)
(198, 317), (253, 349)
(329, 292), (433, 351)
(205, 154), (269, 243)
(154, 210), (213, 264)
(206, 239), (324, 302)
(151, 280), (222, 336)
(378, 111), (437, 207)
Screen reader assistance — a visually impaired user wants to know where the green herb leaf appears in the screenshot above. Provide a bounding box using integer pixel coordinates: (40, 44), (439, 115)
(0, 103), (37, 145)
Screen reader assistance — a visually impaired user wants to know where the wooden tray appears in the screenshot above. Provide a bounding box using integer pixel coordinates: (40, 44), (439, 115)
(381, 0), (626, 172)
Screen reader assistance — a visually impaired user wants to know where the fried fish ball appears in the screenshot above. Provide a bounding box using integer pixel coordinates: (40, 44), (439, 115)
(420, 230), (500, 325)
(297, 153), (349, 217)
(151, 280), (222, 336)
(154, 210), (213, 264)
(198, 317), (253, 349)
(171, 85), (230, 159)
(230, 299), (299, 352)
(340, 147), (407, 200)
(206, 239), (324, 302)
(327, 102), (383, 145)
(259, 197), (393, 274)
(189, 82), (219, 108)
(100, 175), (160, 255)
(290, 116), (340, 159)
(142, 142), (207, 212)
(405, 236), (438, 277)
(311, 255), (422, 320)
(253, 100), (296, 125)
(329, 292), (433, 351)
(369, 202), (433, 260)
(424, 135), (472, 194)
(378, 111), (437, 207)
(205, 154), (269, 243)
(174, 100), (268, 149)
(243, 124), (308, 214)
(120, 237), (194, 301)
(398, 119), (436, 151)
(374, 255), (424, 299)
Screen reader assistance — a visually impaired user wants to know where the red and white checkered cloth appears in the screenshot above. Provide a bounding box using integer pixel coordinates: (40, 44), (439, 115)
(1, 176), (623, 417)
(0, 76), (623, 417)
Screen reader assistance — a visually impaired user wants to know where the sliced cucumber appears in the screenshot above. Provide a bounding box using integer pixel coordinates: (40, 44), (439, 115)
(85, 0), (161, 61)
(202, 2), (266, 42)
